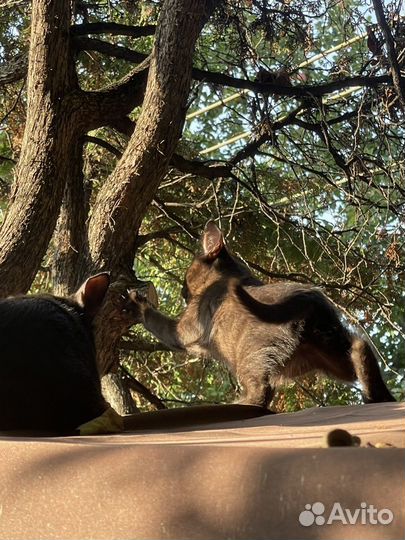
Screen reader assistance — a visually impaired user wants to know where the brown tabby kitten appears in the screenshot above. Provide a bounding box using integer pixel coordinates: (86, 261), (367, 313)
(130, 222), (395, 408)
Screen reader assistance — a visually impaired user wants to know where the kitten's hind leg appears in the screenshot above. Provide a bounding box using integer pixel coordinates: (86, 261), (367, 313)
(236, 361), (275, 408)
(350, 337), (395, 403)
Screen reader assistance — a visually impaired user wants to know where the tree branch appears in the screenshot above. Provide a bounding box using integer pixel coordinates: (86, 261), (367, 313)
(119, 365), (167, 410)
(87, 0), (221, 375)
(372, 0), (405, 109)
(86, 123), (232, 179)
(192, 69), (392, 98)
(170, 153), (232, 178)
(74, 36), (148, 64)
(71, 22), (156, 38)
(74, 37), (393, 98)
(84, 135), (122, 158)
(0, 0), (78, 296)
(0, 155), (16, 164)
(230, 107), (302, 165)
(120, 336), (171, 353)
(105, 115), (232, 178)
(0, 52), (28, 89)
(1, 40), (393, 103)
(135, 226), (182, 248)
(80, 58), (150, 130)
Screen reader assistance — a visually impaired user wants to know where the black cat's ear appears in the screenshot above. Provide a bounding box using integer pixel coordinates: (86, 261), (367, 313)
(73, 273), (110, 319)
(202, 221), (224, 261)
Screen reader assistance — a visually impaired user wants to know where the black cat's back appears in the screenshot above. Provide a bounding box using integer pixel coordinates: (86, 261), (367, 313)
(0, 294), (106, 431)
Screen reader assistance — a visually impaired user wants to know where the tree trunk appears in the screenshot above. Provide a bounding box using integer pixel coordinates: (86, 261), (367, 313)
(52, 138), (90, 296)
(0, 0), (77, 297)
(87, 0), (219, 273)
(0, 0), (221, 405)
(0, 1), (147, 299)
(101, 373), (140, 414)
(86, 0), (220, 376)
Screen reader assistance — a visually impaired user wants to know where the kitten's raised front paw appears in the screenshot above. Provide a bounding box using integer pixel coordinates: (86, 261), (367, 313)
(126, 287), (156, 323)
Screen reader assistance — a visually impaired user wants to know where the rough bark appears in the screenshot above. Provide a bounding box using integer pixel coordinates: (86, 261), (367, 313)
(101, 373), (140, 414)
(83, 0), (220, 376)
(0, 0), (76, 296)
(0, 3), (149, 299)
(51, 138), (89, 296)
(87, 0), (220, 274)
(0, 0), (220, 398)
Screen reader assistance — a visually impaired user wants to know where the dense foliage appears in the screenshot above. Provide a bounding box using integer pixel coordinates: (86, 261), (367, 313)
(1, 0), (404, 411)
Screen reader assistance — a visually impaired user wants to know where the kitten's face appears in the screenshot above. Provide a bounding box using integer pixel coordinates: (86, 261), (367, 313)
(181, 224), (251, 303)
(182, 256), (224, 302)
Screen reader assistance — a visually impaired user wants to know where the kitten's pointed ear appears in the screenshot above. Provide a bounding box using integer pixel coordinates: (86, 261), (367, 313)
(202, 221), (224, 261)
(73, 272), (110, 319)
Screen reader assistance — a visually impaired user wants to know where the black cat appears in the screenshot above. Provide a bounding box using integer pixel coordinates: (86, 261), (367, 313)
(0, 274), (110, 432)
